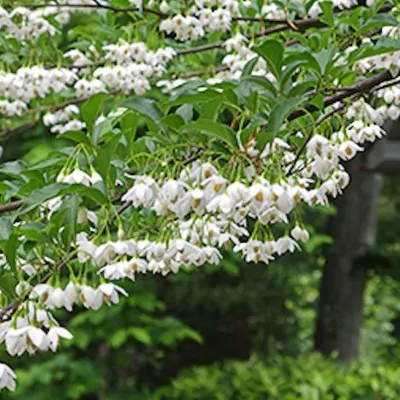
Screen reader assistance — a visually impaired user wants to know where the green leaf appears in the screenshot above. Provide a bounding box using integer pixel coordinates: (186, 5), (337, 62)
(0, 216), (13, 241)
(93, 118), (114, 144)
(21, 183), (67, 215)
(4, 234), (18, 270)
(241, 56), (258, 77)
(287, 80), (317, 97)
(15, 222), (45, 241)
(319, 1), (334, 26)
(305, 234), (333, 253)
(110, 329), (128, 348)
(199, 97), (224, 120)
(161, 114), (185, 131)
(361, 14), (399, 33)
(59, 130), (91, 146)
(284, 53), (321, 76)
(60, 195), (79, 249)
(0, 161), (25, 178)
(129, 327), (152, 345)
(81, 93), (107, 134)
(121, 97), (164, 124)
(67, 184), (108, 204)
(242, 76), (277, 98)
(166, 90), (215, 108)
(0, 273), (18, 298)
(253, 39), (284, 79)
(268, 97), (304, 134)
(181, 119), (237, 148)
(94, 134), (121, 185)
(314, 48), (335, 76)
(176, 104), (193, 123)
(120, 111), (138, 144)
(309, 94), (324, 111)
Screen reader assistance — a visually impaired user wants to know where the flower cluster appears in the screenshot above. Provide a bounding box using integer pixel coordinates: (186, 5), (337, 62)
(0, 100), (27, 117)
(0, 67), (77, 103)
(0, 6), (57, 40)
(308, 0), (358, 18)
(43, 105), (80, 127)
(159, 1), (240, 41)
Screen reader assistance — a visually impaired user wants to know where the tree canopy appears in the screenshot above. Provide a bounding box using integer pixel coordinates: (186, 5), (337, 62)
(0, 0), (399, 393)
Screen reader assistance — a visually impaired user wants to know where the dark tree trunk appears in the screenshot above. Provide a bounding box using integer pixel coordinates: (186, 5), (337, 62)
(314, 156), (382, 361)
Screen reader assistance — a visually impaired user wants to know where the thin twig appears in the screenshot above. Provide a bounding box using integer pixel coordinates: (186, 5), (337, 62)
(24, 3), (167, 17)
(0, 200), (25, 213)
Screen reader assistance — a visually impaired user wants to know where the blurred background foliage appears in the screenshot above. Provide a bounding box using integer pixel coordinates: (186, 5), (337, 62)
(2, 127), (400, 399)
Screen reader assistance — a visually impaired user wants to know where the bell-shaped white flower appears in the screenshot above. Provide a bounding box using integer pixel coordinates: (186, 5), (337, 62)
(62, 169), (92, 187)
(79, 285), (97, 309)
(76, 233), (97, 263)
(0, 363), (16, 392)
(96, 283), (128, 307)
(271, 184), (295, 214)
(291, 226), (310, 243)
(306, 135), (330, 158)
(6, 326), (49, 356)
(122, 176), (157, 207)
(90, 171), (103, 185)
(47, 327), (73, 352)
(276, 237), (300, 255)
(64, 281), (79, 306)
(339, 141), (363, 160)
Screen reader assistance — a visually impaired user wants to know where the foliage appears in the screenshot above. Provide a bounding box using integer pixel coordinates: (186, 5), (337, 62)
(0, 0), (399, 394)
(158, 354), (400, 400)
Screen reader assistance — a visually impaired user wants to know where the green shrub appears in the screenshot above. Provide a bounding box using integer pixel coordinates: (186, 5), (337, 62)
(157, 354), (400, 400)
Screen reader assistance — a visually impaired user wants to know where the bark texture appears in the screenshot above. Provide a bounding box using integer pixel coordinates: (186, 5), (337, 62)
(314, 156), (382, 361)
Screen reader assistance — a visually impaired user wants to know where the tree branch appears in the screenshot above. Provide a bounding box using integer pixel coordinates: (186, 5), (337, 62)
(24, 3), (167, 17)
(288, 71), (394, 121)
(0, 199), (25, 213)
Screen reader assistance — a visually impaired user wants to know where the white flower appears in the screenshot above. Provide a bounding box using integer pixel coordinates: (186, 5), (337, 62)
(79, 285), (97, 309)
(146, 242), (167, 262)
(0, 321), (12, 343)
(96, 283), (128, 307)
(100, 261), (129, 280)
(122, 176), (157, 207)
(291, 226), (310, 243)
(276, 237), (300, 255)
(249, 183), (271, 209)
(30, 283), (53, 304)
(202, 175), (227, 200)
(159, 1), (169, 13)
(94, 242), (119, 265)
(47, 327), (73, 352)
(207, 193), (236, 214)
(6, 326), (48, 356)
(271, 185), (294, 214)
(48, 287), (74, 311)
(194, 247), (222, 266)
(91, 171), (103, 184)
(62, 169), (92, 186)
(339, 141), (362, 160)
(0, 363), (16, 392)
(76, 233), (97, 263)
(15, 281), (31, 297)
(306, 135), (330, 158)
(258, 206), (288, 224)
(234, 240), (274, 263)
